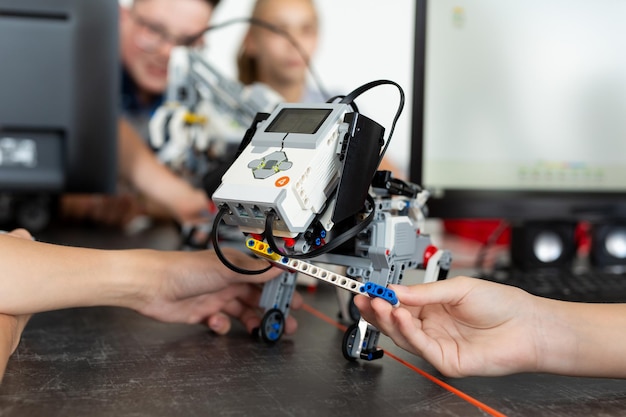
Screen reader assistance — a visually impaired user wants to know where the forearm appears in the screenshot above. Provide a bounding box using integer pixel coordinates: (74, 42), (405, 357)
(118, 118), (208, 221)
(536, 297), (626, 377)
(0, 235), (160, 315)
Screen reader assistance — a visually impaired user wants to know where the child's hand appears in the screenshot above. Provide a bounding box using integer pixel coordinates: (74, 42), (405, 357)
(354, 276), (540, 377)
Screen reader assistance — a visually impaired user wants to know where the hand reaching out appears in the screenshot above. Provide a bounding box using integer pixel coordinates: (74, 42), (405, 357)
(135, 247), (302, 336)
(0, 231), (302, 338)
(354, 276), (542, 377)
(0, 227), (305, 381)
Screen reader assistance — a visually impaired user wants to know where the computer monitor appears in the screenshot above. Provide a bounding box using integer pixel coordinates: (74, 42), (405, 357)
(0, 0), (118, 229)
(410, 0), (626, 223)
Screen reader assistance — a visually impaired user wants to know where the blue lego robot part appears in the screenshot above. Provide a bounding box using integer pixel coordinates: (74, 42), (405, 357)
(361, 282), (399, 306)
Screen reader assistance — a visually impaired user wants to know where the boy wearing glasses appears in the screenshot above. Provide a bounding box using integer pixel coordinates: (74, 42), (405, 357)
(119, 0), (220, 142)
(59, 0), (220, 229)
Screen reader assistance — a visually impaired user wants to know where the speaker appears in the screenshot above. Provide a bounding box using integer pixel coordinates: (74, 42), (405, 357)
(590, 221), (626, 268)
(510, 221), (578, 270)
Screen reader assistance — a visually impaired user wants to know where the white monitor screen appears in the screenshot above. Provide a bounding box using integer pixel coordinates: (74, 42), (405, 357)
(421, 0), (626, 195)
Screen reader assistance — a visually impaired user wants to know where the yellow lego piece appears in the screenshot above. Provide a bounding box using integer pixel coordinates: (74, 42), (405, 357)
(246, 238), (283, 262)
(183, 112), (208, 125)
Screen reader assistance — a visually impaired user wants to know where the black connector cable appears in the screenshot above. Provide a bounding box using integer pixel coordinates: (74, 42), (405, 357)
(263, 194), (377, 260)
(339, 79), (405, 171)
(210, 194), (375, 274)
(210, 205), (273, 275)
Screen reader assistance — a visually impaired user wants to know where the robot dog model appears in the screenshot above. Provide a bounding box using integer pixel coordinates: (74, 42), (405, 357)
(210, 80), (452, 361)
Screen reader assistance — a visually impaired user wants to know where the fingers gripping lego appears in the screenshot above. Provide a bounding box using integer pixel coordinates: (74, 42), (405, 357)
(210, 80), (452, 360)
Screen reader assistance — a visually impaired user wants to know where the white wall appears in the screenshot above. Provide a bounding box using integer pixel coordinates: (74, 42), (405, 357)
(207, 1), (416, 176)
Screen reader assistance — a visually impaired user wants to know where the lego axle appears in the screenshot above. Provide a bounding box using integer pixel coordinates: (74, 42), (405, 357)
(246, 238), (399, 306)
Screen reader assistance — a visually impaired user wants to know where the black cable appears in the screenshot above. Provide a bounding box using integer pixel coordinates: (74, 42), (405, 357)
(192, 17), (330, 101)
(263, 194), (376, 259)
(211, 205), (272, 275)
(339, 80), (405, 170)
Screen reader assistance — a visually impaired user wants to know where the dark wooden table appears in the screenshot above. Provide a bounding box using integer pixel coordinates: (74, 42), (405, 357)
(2, 223), (626, 416)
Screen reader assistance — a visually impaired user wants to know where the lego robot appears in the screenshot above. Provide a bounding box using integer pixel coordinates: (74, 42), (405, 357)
(149, 46), (282, 189)
(209, 81), (452, 361)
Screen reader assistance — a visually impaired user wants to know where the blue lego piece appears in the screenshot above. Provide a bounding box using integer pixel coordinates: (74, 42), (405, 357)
(362, 282), (398, 306)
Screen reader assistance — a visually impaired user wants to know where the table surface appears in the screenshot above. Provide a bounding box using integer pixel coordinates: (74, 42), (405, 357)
(2, 223), (626, 417)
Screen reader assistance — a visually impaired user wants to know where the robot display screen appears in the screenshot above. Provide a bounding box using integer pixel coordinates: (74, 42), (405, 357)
(265, 108), (332, 134)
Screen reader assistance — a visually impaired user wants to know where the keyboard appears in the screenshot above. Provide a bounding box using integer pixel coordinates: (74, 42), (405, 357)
(478, 267), (626, 303)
